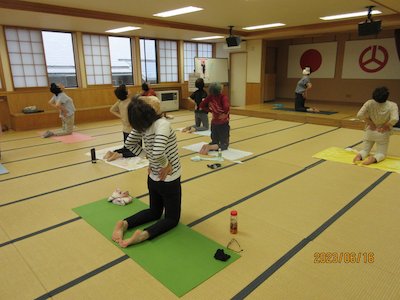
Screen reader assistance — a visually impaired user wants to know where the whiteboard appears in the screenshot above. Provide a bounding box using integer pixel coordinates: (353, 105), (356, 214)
(194, 58), (229, 84)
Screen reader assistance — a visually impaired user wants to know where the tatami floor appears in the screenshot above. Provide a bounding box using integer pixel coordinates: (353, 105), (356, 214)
(1, 107), (400, 300)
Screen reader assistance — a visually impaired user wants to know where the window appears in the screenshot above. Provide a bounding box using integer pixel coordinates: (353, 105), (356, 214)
(140, 39), (157, 84)
(83, 34), (111, 85)
(109, 36), (133, 86)
(158, 40), (178, 82)
(198, 43), (212, 58)
(184, 42), (197, 81)
(42, 31), (77, 87)
(183, 42), (212, 81)
(5, 27), (48, 88)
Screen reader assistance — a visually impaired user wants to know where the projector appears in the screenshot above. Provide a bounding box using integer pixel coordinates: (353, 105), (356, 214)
(226, 36), (241, 47)
(358, 20), (381, 36)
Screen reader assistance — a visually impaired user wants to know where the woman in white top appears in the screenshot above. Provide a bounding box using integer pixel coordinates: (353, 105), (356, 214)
(353, 86), (399, 165)
(112, 95), (181, 247)
(43, 83), (76, 138)
(103, 84), (137, 161)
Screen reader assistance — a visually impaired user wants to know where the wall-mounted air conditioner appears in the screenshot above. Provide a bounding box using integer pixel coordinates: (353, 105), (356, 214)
(155, 90), (179, 112)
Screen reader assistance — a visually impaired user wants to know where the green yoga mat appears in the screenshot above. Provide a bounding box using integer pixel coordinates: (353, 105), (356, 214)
(73, 199), (240, 297)
(273, 107), (337, 115)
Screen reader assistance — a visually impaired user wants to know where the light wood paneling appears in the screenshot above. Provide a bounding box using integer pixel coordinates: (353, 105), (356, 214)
(245, 82), (261, 105)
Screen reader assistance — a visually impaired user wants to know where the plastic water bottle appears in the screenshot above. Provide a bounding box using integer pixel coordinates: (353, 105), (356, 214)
(230, 210), (238, 234)
(90, 148), (97, 163)
(218, 148), (222, 161)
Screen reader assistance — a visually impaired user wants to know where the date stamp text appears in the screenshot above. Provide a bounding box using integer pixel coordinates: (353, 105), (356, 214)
(314, 252), (375, 264)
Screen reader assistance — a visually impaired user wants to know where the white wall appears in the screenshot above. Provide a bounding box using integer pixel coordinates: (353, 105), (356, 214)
(246, 40), (262, 83)
(216, 40), (262, 84)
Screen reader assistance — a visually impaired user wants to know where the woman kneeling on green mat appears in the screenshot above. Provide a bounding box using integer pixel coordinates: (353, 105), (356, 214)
(112, 95), (181, 247)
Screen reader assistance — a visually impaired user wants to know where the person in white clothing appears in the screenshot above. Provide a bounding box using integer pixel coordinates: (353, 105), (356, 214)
(43, 83), (76, 138)
(353, 86), (399, 165)
(103, 84), (137, 161)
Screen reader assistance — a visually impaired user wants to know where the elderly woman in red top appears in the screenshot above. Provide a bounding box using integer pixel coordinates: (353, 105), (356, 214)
(199, 82), (230, 155)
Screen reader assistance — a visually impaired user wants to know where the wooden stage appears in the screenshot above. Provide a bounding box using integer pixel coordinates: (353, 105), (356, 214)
(230, 99), (365, 130)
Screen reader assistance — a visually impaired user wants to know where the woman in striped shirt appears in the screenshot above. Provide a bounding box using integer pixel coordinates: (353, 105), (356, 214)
(112, 95), (181, 247)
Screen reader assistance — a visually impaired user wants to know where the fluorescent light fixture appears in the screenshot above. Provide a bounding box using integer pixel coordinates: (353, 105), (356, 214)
(242, 23), (285, 30)
(320, 10), (381, 21)
(191, 36), (224, 41)
(153, 6), (203, 17)
(106, 26), (141, 33)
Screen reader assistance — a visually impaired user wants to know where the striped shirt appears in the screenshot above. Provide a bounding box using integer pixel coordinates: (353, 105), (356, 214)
(125, 118), (181, 182)
(357, 99), (399, 129)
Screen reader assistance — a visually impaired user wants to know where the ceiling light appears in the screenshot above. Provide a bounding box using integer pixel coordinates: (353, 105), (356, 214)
(320, 10), (381, 21)
(106, 26), (141, 33)
(153, 6), (203, 18)
(242, 23), (285, 30)
(192, 36), (224, 41)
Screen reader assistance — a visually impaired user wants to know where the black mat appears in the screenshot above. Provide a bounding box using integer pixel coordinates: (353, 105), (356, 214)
(273, 107), (338, 115)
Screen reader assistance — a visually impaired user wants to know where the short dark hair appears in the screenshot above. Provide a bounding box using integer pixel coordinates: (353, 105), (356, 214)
(114, 84), (128, 100)
(208, 82), (222, 96)
(128, 95), (161, 132)
(372, 86), (389, 103)
(195, 78), (205, 90)
(141, 82), (149, 91)
(50, 83), (62, 96)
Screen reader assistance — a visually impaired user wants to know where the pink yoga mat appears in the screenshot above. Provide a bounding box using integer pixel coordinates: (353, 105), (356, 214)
(51, 132), (95, 144)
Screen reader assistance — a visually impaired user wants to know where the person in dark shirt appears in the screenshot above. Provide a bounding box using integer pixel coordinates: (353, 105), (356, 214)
(183, 78), (209, 133)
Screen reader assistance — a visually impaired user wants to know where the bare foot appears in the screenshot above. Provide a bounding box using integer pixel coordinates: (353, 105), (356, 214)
(353, 154), (362, 164)
(362, 156), (377, 165)
(103, 151), (113, 160)
(307, 107), (319, 113)
(199, 144), (210, 155)
(107, 152), (123, 161)
(182, 126), (190, 132)
(188, 127), (196, 133)
(112, 220), (127, 243)
(119, 230), (149, 248)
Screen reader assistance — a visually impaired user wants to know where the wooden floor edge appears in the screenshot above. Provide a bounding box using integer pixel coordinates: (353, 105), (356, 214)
(230, 108), (365, 130)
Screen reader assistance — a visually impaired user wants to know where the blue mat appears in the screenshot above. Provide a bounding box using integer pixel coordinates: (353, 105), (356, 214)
(273, 107), (337, 115)
(0, 163), (9, 175)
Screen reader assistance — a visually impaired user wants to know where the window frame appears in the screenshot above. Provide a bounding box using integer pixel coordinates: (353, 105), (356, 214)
(4, 26), (49, 89)
(183, 41), (213, 81)
(0, 55), (5, 91)
(82, 33), (112, 86)
(139, 38), (158, 84)
(158, 39), (178, 83)
(108, 35), (134, 86)
(42, 30), (78, 88)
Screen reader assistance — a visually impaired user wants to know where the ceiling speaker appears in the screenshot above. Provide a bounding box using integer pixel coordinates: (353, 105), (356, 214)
(226, 36), (241, 47)
(358, 20), (381, 36)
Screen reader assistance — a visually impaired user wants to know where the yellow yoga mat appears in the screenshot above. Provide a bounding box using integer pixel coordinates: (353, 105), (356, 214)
(313, 147), (400, 173)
